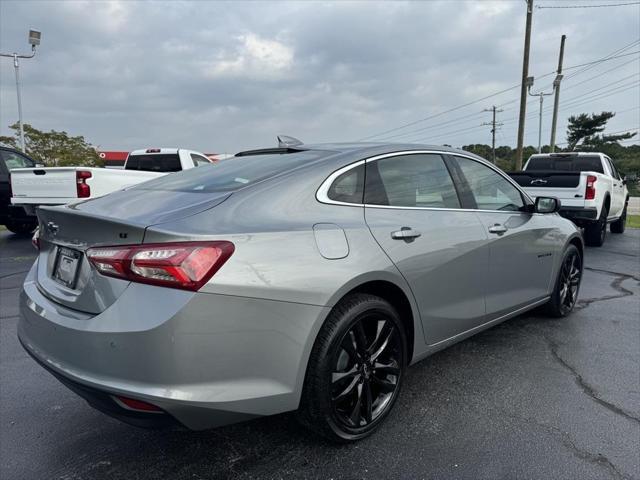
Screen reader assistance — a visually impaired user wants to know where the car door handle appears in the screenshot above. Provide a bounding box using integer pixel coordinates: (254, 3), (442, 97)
(488, 224), (508, 234)
(391, 228), (422, 240)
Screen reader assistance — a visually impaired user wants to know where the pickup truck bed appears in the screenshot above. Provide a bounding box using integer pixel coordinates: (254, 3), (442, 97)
(11, 148), (212, 214)
(508, 152), (629, 247)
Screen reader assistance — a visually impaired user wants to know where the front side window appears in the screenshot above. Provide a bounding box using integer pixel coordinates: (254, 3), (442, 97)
(2, 151), (35, 170)
(453, 156), (524, 211)
(365, 154), (460, 208)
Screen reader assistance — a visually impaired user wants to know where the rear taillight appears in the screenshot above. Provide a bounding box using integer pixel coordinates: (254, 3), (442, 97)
(76, 170), (92, 198)
(32, 227), (40, 250)
(585, 175), (597, 200)
(86, 241), (234, 291)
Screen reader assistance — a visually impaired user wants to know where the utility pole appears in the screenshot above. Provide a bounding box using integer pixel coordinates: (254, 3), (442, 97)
(549, 35), (566, 152)
(527, 77), (557, 154)
(482, 106), (504, 164)
(0, 30), (42, 152)
(516, 0), (534, 170)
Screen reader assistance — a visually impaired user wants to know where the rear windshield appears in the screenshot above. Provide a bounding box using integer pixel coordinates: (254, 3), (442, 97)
(136, 150), (331, 193)
(526, 155), (604, 174)
(125, 154), (182, 172)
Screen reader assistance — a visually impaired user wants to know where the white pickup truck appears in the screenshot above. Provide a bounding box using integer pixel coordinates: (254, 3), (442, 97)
(11, 148), (212, 214)
(509, 152), (629, 247)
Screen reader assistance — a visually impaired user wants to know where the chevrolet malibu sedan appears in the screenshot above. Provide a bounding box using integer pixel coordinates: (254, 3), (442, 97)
(19, 143), (583, 442)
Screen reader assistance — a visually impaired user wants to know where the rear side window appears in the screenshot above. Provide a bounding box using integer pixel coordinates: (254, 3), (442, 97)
(191, 154), (211, 166)
(125, 154), (182, 172)
(2, 151), (35, 170)
(137, 150), (330, 193)
(365, 154), (460, 208)
(327, 164), (364, 204)
(526, 155), (604, 174)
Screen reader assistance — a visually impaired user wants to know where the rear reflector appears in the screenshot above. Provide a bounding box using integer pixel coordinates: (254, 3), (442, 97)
(86, 241), (234, 291)
(112, 395), (163, 413)
(32, 227), (40, 250)
(76, 170), (92, 198)
(585, 175), (597, 200)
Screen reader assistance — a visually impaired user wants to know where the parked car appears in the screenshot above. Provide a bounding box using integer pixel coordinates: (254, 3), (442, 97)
(10, 148), (212, 214)
(0, 146), (38, 234)
(19, 143), (584, 442)
(509, 152), (629, 246)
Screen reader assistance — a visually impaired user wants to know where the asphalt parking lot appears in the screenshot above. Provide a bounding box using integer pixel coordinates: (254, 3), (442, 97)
(1, 229), (638, 480)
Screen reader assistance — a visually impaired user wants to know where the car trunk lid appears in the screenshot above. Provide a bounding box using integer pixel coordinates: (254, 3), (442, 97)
(35, 189), (231, 314)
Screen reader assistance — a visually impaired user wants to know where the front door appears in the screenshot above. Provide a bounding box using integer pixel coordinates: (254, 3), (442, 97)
(363, 152), (489, 345)
(449, 155), (557, 318)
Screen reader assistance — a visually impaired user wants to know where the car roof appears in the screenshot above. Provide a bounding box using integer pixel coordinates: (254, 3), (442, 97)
(529, 152), (603, 157)
(237, 142), (484, 162)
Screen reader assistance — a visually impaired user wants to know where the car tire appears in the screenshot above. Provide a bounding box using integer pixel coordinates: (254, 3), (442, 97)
(610, 204), (627, 234)
(544, 244), (582, 318)
(584, 207), (608, 247)
(4, 220), (37, 236)
(297, 293), (407, 443)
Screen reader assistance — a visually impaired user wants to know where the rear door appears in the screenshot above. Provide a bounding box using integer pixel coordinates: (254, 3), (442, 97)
(603, 156), (625, 217)
(1, 150), (35, 218)
(363, 152), (489, 345)
(450, 155), (557, 318)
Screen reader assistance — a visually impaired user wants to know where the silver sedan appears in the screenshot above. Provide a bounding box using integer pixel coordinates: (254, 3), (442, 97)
(19, 143), (583, 442)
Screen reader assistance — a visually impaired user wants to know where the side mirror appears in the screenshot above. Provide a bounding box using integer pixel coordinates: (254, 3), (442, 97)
(535, 196), (561, 214)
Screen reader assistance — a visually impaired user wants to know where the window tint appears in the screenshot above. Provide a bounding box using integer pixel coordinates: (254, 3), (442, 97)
(137, 150), (330, 193)
(454, 156), (524, 211)
(365, 154), (460, 208)
(191, 154), (211, 166)
(526, 155), (604, 174)
(2, 151), (35, 170)
(125, 154), (182, 172)
(327, 164), (364, 204)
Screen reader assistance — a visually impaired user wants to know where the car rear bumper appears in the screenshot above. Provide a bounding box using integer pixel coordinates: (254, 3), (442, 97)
(558, 207), (598, 226)
(18, 261), (329, 430)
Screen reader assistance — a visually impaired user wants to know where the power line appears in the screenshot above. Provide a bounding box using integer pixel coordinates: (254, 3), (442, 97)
(356, 83), (522, 141)
(537, 1), (640, 9)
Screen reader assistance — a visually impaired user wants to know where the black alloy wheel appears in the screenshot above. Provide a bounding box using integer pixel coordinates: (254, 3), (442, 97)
(558, 249), (582, 315)
(298, 294), (407, 442)
(545, 244), (582, 317)
(331, 314), (402, 429)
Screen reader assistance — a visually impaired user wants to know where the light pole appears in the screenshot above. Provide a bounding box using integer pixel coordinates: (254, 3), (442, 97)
(1, 29), (41, 153)
(526, 74), (561, 154)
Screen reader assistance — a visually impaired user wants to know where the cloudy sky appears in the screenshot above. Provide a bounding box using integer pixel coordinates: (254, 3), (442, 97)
(0, 0), (638, 154)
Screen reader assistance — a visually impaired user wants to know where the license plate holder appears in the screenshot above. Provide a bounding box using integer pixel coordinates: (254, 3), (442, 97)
(53, 247), (81, 289)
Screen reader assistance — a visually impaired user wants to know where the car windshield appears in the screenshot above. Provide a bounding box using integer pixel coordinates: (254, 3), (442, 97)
(526, 155), (604, 174)
(136, 150), (331, 193)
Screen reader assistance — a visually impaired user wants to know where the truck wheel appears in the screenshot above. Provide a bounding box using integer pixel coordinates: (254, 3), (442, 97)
(4, 220), (37, 236)
(297, 293), (407, 442)
(584, 207), (608, 247)
(545, 244), (582, 318)
(610, 205), (627, 234)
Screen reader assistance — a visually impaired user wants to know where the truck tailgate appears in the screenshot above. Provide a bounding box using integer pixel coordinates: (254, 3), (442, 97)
(509, 171), (586, 207)
(10, 167), (78, 199)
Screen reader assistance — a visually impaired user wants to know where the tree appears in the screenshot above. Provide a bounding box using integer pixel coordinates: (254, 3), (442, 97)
(0, 123), (102, 167)
(565, 111), (636, 151)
